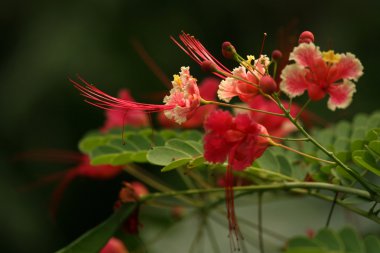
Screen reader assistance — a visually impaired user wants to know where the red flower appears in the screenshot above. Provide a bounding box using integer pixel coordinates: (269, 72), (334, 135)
(204, 110), (269, 170)
(280, 41), (363, 110)
(203, 110), (269, 244)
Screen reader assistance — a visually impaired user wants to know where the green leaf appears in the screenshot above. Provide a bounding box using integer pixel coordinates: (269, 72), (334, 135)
(55, 203), (136, 253)
(79, 135), (108, 153)
(366, 129), (380, 141)
(179, 130), (203, 141)
(352, 150), (380, 176)
(161, 158), (192, 172)
(314, 228), (345, 252)
(368, 140), (380, 156)
(276, 155), (293, 177)
(256, 149), (280, 172)
(285, 237), (323, 253)
(364, 236), (380, 253)
(339, 227), (365, 253)
(90, 146), (121, 165)
(147, 147), (191, 166)
(166, 139), (202, 156)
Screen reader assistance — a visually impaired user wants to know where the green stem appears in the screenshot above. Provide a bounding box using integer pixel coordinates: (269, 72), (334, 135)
(201, 98), (286, 117)
(141, 182), (370, 203)
(272, 94), (378, 198)
(124, 165), (200, 207)
(260, 134), (309, 142)
(295, 99), (311, 120)
(273, 142), (336, 165)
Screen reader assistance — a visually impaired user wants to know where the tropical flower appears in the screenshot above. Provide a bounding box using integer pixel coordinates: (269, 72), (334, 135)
(70, 66), (200, 125)
(280, 39), (363, 110)
(203, 110), (269, 243)
(218, 55), (270, 103)
(163, 66), (201, 124)
(158, 77), (219, 128)
(204, 110), (269, 170)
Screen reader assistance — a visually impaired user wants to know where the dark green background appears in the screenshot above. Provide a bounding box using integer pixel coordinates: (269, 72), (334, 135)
(1, 0), (379, 252)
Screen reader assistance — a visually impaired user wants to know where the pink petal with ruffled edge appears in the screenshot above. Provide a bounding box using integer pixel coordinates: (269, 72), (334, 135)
(289, 43), (322, 68)
(163, 67), (200, 124)
(328, 53), (364, 83)
(327, 80), (356, 111)
(280, 64), (309, 98)
(218, 78), (238, 102)
(217, 66), (259, 102)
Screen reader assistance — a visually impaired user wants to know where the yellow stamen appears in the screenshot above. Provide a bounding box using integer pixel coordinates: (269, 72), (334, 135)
(322, 50), (340, 63)
(173, 74), (182, 88)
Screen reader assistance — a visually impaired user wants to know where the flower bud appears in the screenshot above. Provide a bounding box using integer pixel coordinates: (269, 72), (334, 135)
(271, 50), (283, 60)
(201, 60), (217, 73)
(259, 75), (278, 94)
(298, 31), (315, 44)
(222, 41), (236, 59)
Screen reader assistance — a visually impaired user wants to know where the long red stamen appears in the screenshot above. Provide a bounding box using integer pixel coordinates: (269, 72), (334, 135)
(70, 76), (175, 113)
(171, 32), (231, 77)
(225, 150), (243, 251)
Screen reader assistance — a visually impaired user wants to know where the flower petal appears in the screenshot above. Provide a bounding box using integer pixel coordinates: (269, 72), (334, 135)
(327, 80), (356, 111)
(289, 43), (322, 68)
(204, 132), (230, 163)
(280, 64), (309, 98)
(328, 53), (363, 83)
(217, 77), (238, 102)
(204, 110), (233, 133)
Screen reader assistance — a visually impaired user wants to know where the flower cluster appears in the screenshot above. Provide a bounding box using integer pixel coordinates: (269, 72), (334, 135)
(70, 30), (364, 250)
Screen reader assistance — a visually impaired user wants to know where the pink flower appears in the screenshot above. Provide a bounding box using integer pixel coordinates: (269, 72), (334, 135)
(163, 67), (201, 124)
(101, 89), (149, 131)
(70, 67), (200, 125)
(100, 237), (129, 253)
(280, 42), (363, 110)
(204, 110), (269, 170)
(218, 55), (270, 103)
(158, 77), (219, 128)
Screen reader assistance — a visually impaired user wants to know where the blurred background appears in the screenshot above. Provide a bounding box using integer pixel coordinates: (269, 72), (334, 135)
(1, 0), (379, 252)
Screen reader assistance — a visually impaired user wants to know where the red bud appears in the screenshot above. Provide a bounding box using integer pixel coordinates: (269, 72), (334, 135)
(222, 41), (236, 59)
(299, 31), (315, 44)
(259, 75), (278, 94)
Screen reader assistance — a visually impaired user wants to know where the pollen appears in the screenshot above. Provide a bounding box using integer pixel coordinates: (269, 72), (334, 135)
(173, 74), (182, 87)
(322, 50), (341, 63)
(245, 55), (255, 65)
